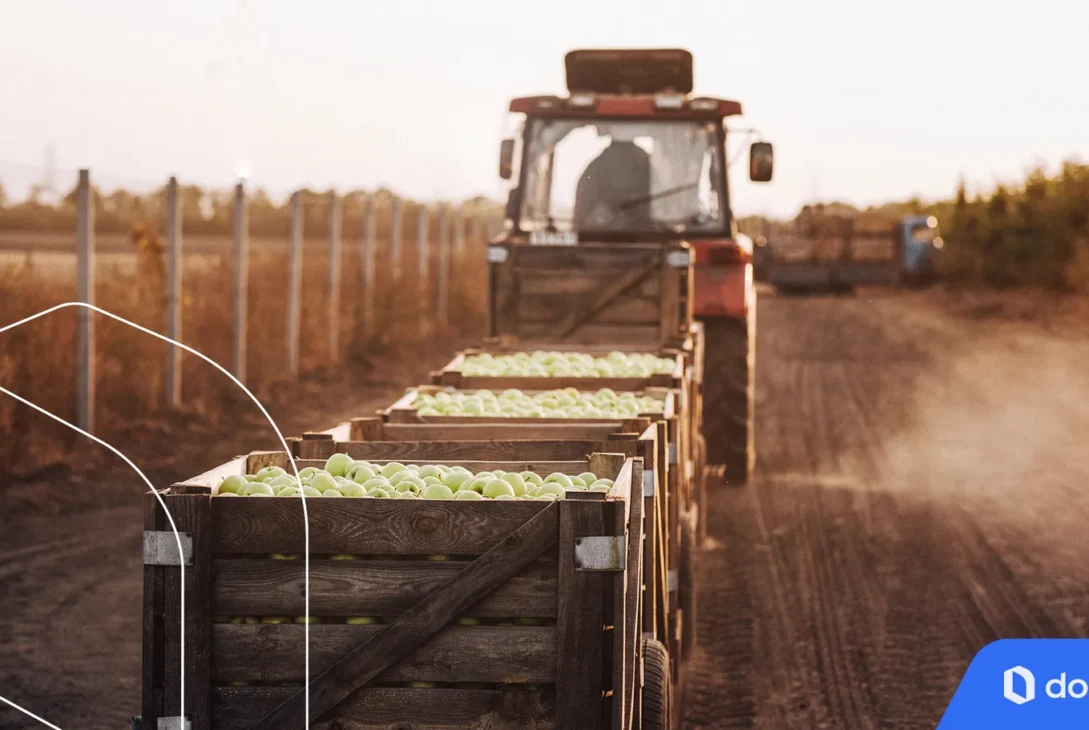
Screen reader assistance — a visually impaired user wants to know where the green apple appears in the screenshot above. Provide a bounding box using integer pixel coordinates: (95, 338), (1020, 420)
(217, 491), (240, 497)
(245, 482), (276, 497)
(310, 473), (339, 493)
(256, 466), (287, 482)
(520, 471), (544, 488)
(427, 554), (450, 561)
(500, 472), (527, 496)
(392, 490), (418, 499)
(268, 475), (298, 490)
(324, 453), (355, 478)
(297, 466), (319, 480)
(339, 483), (367, 497)
(482, 479), (515, 499)
(381, 462), (408, 479)
(465, 476), (491, 494)
(301, 485), (322, 498)
(455, 490), (483, 500)
(389, 470), (417, 486)
(275, 486), (301, 497)
(544, 473), (573, 488)
(346, 616), (380, 625)
(422, 476), (441, 486)
(347, 465), (376, 484)
(396, 480), (422, 495)
(493, 494), (518, 501)
(361, 477), (391, 491)
(417, 465), (444, 480)
(218, 475), (249, 495)
(422, 483), (455, 500)
(456, 617), (482, 626)
(261, 616), (291, 624)
(270, 553), (300, 560)
(443, 471), (472, 491)
(331, 554), (358, 560)
(322, 489), (343, 497)
(577, 472), (599, 486)
(366, 487), (391, 498)
(294, 616), (321, 624)
(335, 476), (356, 488)
(568, 477), (587, 490)
(534, 484), (566, 499)
(406, 682), (436, 689)
(244, 475), (260, 482)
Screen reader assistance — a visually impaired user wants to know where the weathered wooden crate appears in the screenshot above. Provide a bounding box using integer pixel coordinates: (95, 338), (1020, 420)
(141, 449), (649, 730)
(431, 345), (687, 392)
(486, 241), (693, 347)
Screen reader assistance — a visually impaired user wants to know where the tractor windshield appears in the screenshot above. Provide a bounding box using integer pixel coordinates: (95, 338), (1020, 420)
(518, 118), (727, 235)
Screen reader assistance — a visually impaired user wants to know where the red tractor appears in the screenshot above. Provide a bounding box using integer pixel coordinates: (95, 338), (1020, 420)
(497, 48), (774, 484)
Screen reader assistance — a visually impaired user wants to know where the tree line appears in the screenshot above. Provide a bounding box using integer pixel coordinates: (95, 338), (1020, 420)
(0, 179), (501, 239)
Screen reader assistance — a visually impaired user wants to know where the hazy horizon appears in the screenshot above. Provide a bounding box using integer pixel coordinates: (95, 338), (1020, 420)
(1, 0), (1085, 217)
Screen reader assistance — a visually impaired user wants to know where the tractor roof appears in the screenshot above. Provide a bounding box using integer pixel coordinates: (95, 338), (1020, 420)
(509, 48), (742, 119)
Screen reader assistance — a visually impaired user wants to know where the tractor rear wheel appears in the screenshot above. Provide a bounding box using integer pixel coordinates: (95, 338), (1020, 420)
(700, 314), (754, 484)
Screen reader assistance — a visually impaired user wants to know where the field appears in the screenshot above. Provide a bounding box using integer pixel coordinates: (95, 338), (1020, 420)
(0, 224), (490, 478)
(2, 285), (1089, 728)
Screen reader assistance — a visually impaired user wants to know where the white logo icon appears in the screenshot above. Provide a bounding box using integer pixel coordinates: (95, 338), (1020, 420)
(1004, 666), (1036, 704)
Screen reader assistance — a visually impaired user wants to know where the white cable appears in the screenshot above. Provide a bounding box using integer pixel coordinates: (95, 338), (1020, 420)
(0, 302), (311, 728)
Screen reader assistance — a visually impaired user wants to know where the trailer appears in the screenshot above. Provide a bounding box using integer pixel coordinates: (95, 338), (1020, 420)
(139, 444), (654, 730)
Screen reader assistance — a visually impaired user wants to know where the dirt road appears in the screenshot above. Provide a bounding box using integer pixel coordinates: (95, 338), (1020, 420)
(2, 289), (1088, 729)
(684, 288), (1089, 729)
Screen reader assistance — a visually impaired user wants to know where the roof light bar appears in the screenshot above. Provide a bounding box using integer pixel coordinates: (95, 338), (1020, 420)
(568, 93), (596, 108)
(654, 93), (685, 109)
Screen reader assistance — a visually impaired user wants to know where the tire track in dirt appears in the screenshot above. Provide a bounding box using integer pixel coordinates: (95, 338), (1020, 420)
(684, 289), (1089, 729)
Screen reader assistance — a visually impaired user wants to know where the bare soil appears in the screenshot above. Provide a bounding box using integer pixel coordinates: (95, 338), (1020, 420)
(683, 286), (1089, 729)
(2, 287), (1088, 729)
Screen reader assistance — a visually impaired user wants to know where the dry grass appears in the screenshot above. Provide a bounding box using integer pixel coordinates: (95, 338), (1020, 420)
(0, 232), (488, 476)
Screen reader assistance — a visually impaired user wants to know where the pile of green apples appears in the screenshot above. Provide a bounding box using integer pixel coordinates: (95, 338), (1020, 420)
(458, 350), (674, 378)
(413, 387), (663, 419)
(216, 452), (615, 500)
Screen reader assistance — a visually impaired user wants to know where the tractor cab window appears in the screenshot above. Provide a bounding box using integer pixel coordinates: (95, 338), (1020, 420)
(518, 118), (726, 235)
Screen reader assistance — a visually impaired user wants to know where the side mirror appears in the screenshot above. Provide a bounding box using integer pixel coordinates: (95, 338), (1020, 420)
(499, 139), (515, 180)
(749, 141), (774, 183)
(505, 187), (521, 221)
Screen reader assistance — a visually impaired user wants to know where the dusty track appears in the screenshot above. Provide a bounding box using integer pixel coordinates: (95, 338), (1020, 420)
(2, 290), (1088, 729)
(683, 287), (1089, 729)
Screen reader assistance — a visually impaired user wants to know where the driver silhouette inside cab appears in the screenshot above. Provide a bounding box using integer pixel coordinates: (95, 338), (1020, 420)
(573, 127), (653, 230)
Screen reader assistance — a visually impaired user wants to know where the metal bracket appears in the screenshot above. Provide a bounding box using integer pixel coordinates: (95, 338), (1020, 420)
(666, 249), (691, 268)
(574, 536), (626, 571)
(158, 718), (191, 730)
(667, 570), (678, 592)
(486, 244), (510, 263)
(668, 442), (678, 465)
(643, 469), (656, 497)
(143, 531), (193, 566)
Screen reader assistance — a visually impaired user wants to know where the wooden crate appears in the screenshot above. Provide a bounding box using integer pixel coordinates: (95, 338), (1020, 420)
(431, 345), (687, 392)
(486, 241), (693, 348)
(141, 449), (649, 730)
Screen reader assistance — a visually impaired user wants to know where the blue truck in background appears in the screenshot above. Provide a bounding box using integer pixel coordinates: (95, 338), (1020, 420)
(752, 209), (944, 291)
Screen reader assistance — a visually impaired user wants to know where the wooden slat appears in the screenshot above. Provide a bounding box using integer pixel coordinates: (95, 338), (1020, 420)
(549, 253), (660, 339)
(212, 500), (553, 556)
(373, 423), (632, 442)
(555, 500), (607, 730)
(518, 292), (661, 327)
(213, 559), (558, 618)
(215, 624), (556, 683)
(334, 439), (629, 462)
(175, 455), (247, 488)
(588, 452), (627, 482)
(622, 458), (645, 730)
(161, 494), (214, 729)
(514, 322), (663, 345)
(249, 502), (560, 728)
(142, 493), (165, 728)
(215, 686), (555, 730)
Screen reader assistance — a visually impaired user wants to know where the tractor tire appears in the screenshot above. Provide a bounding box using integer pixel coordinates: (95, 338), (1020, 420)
(641, 638), (673, 730)
(700, 314), (754, 484)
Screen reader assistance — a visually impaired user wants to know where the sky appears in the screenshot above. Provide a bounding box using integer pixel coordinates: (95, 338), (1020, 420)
(0, 0), (1086, 217)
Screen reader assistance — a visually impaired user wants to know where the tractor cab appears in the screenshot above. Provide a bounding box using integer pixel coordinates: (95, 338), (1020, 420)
(497, 49), (773, 246)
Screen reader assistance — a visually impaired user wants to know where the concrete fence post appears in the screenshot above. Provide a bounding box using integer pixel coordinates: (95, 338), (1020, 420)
(232, 181), (248, 382)
(164, 176), (182, 407)
(287, 191), (303, 377)
(76, 168), (95, 432)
